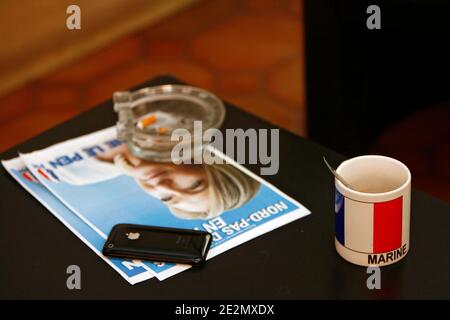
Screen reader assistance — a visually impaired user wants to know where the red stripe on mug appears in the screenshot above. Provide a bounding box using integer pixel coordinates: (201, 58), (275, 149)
(373, 196), (403, 253)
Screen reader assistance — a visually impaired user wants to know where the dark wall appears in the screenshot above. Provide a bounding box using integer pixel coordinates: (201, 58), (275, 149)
(304, 0), (450, 156)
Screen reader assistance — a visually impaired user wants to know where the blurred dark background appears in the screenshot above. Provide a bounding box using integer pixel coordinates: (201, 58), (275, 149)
(305, 0), (450, 202)
(0, 0), (449, 203)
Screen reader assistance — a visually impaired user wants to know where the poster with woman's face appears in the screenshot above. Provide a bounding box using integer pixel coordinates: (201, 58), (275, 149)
(20, 127), (310, 280)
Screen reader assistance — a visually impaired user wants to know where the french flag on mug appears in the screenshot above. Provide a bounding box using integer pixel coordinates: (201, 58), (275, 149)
(335, 190), (406, 255)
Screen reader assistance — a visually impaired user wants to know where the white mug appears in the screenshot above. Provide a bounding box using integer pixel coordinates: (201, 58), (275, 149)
(334, 155), (411, 267)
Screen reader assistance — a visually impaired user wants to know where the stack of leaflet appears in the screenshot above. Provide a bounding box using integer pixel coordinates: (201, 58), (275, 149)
(2, 127), (310, 284)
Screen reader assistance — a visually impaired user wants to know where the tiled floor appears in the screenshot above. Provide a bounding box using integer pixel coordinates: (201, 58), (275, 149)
(0, 0), (306, 152)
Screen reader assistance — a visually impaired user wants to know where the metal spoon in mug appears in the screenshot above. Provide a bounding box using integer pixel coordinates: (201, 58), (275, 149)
(323, 156), (355, 190)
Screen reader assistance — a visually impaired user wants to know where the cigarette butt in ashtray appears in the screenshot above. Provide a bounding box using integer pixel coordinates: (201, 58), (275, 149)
(137, 114), (157, 129)
(136, 112), (174, 136)
(158, 127), (170, 135)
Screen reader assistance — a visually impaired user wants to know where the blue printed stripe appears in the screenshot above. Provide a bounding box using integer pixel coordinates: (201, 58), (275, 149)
(335, 189), (345, 245)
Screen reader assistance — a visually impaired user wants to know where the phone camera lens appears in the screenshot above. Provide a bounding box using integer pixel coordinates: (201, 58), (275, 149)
(107, 243), (114, 248)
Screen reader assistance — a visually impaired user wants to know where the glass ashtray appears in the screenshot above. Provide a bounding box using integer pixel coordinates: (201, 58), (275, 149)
(114, 84), (225, 162)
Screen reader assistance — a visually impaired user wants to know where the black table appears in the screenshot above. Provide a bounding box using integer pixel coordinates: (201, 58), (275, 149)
(1, 75), (449, 299)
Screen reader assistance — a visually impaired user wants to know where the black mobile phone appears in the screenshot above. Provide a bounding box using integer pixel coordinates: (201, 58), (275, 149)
(102, 224), (212, 266)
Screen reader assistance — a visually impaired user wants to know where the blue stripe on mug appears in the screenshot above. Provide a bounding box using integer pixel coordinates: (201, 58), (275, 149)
(335, 189), (345, 245)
